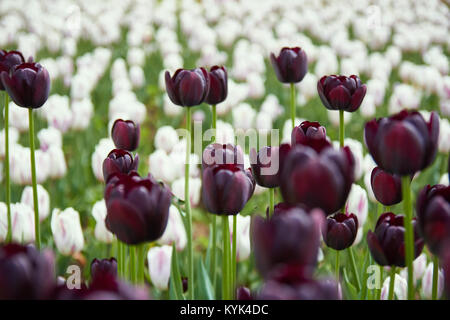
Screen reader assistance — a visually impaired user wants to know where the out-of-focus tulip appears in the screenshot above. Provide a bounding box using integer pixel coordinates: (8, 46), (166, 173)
(104, 172), (171, 244)
(250, 146), (283, 188)
(10, 203), (35, 243)
(318, 75), (366, 112)
(0, 50), (25, 90)
(102, 149), (139, 183)
(0, 243), (55, 299)
(345, 184), (369, 229)
(416, 184), (450, 255)
(270, 47), (308, 83)
(206, 66), (227, 105)
(165, 68), (210, 107)
(442, 247), (450, 298)
(280, 145), (354, 215)
(421, 262), (444, 299)
(236, 286), (252, 300)
(291, 121), (328, 149)
(370, 167), (403, 206)
(147, 245), (172, 290)
(157, 205), (187, 251)
(1, 62), (50, 109)
(322, 213), (358, 250)
(364, 110), (439, 175)
(251, 204), (321, 277)
(399, 252), (427, 283)
(91, 200), (114, 244)
(91, 258), (118, 280)
(380, 273), (407, 300)
(92, 138), (115, 182)
(154, 125), (179, 153)
(51, 207), (85, 256)
(20, 184), (50, 222)
(367, 212), (424, 267)
(228, 214), (251, 261)
(111, 119), (140, 151)
(171, 177), (202, 207)
(202, 163), (255, 215)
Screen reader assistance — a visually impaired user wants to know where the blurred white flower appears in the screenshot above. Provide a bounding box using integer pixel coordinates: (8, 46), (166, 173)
(255, 112), (272, 135)
(129, 65), (145, 88)
(439, 174), (449, 186)
(171, 177), (201, 207)
(92, 200), (114, 243)
(10, 202), (35, 244)
(154, 126), (179, 153)
(8, 102), (29, 132)
(46, 146), (67, 179)
(345, 184), (368, 228)
(163, 94), (183, 117)
(438, 118), (450, 153)
(400, 253), (427, 283)
(334, 138), (364, 180)
(71, 98), (93, 130)
(327, 110), (351, 127)
(149, 149), (177, 183)
(228, 214), (251, 261)
(363, 171), (377, 202)
(233, 103), (256, 130)
(158, 205), (187, 251)
(260, 94), (283, 121)
(0, 202), (7, 242)
(360, 93), (376, 118)
(148, 245), (172, 290)
(215, 120), (235, 144)
(381, 273), (407, 300)
(127, 47), (145, 66)
(91, 138), (115, 182)
(421, 262), (444, 299)
(38, 127), (62, 151)
(0, 127), (19, 158)
(51, 207), (84, 256)
(388, 84), (421, 114)
(20, 184), (50, 222)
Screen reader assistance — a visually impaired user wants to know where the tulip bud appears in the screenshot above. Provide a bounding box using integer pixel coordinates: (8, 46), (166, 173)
(91, 258), (118, 280)
(147, 245), (172, 290)
(102, 149), (139, 183)
(111, 119), (140, 151)
(322, 213), (358, 250)
(318, 75), (366, 112)
(51, 208), (85, 256)
(92, 200), (114, 243)
(1, 62), (50, 109)
(206, 66), (227, 105)
(270, 47), (308, 83)
(370, 167), (403, 206)
(158, 205), (187, 251)
(165, 68), (210, 107)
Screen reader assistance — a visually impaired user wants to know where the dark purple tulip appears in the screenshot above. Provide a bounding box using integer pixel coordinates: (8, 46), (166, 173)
(91, 258), (118, 280)
(86, 272), (148, 300)
(103, 149), (139, 183)
(270, 47), (308, 83)
(236, 286), (252, 300)
(111, 119), (140, 151)
(1, 62), (50, 109)
(370, 167), (403, 206)
(165, 68), (210, 107)
(280, 145), (354, 215)
(0, 243), (55, 299)
(322, 213), (358, 251)
(318, 75), (366, 112)
(416, 184), (450, 256)
(250, 146), (283, 188)
(367, 212), (424, 267)
(442, 247), (450, 299)
(205, 65), (227, 105)
(291, 120), (331, 153)
(104, 172), (171, 244)
(364, 110), (439, 175)
(202, 143), (244, 171)
(202, 163), (255, 215)
(251, 204), (321, 278)
(0, 50), (25, 90)
(182, 277), (188, 293)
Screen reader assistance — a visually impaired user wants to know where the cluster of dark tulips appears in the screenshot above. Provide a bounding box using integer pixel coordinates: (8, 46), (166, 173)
(0, 46), (449, 300)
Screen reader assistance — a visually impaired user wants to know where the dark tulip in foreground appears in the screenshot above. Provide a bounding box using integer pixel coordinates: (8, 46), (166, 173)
(442, 246), (450, 299)
(317, 75), (366, 112)
(111, 119), (140, 151)
(416, 184), (450, 256)
(165, 68), (210, 107)
(270, 47), (308, 83)
(236, 286), (253, 300)
(91, 257), (118, 280)
(280, 144), (354, 215)
(250, 145), (283, 188)
(104, 172), (171, 244)
(322, 213), (358, 251)
(205, 65), (227, 105)
(251, 203), (321, 278)
(1, 62), (50, 109)
(370, 167), (403, 206)
(0, 50), (25, 90)
(364, 109), (439, 175)
(102, 149), (139, 183)
(367, 212), (424, 267)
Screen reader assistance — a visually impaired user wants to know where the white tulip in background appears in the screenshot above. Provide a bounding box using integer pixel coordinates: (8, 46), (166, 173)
(438, 118), (450, 153)
(0, 202), (7, 242)
(399, 253), (427, 284)
(171, 177), (201, 207)
(154, 126), (179, 153)
(148, 245), (172, 290)
(421, 262), (444, 299)
(0, 127), (19, 158)
(327, 110), (351, 127)
(38, 127), (63, 151)
(158, 205), (187, 251)
(10, 203), (35, 244)
(91, 200), (114, 244)
(91, 138), (115, 182)
(345, 184), (368, 227)
(439, 174), (449, 186)
(20, 184), (50, 222)
(51, 208), (85, 256)
(228, 214), (251, 261)
(380, 273), (407, 300)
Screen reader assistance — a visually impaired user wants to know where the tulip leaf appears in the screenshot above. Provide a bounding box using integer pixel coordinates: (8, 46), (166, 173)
(358, 250), (370, 300)
(343, 267), (358, 300)
(169, 243), (185, 300)
(195, 257), (215, 300)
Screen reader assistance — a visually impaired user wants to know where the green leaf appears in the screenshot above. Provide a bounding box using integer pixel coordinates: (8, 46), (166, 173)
(343, 267), (358, 300)
(195, 257), (215, 300)
(169, 243), (185, 300)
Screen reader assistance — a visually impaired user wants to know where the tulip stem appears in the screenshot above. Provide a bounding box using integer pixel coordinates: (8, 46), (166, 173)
(347, 247), (361, 292)
(210, 104), (218, 291)
(28, 109), (40, 250)
(222, 216), (230, 300)
(432, 255), (439, 300)
(290, 83), (296, 130)
(4, 93), (12, 243)
(388, 266), (396, 300)
(130, 245), (136, 284)
(335, 250), (340, 281)
(269, 188), (275, 216)
(231, 215), (237, 299)
(339, 110), (344, 148)
(185, 107), (194, 300)
(137, 244), (145, 284)
(401, 176), (414, 300)
(117, 240), (122, 277)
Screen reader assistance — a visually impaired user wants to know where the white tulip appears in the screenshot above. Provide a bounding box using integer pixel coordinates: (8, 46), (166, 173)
(20, 184), (50, 222)
(400, 253), (427, 283)
(438, 118), (450, 153)
(171, 177), (201, 207)
(8, 101), (29, 132)
(0, 127), (19, 158)
(10, 202), (35, 244)
(439, 174), (449, 186)
(380, 273), (407, 300)
(228, 214), (251, 261)
(38, 127), (62, 151)
(91, 138), (115, 182)
(0, 202), (7, 242)
(51, 207), (84, 256)
(154, 126), (179, 153)
(327, 110), (351, 127)
(46, 146), (67, 179)
(232, 103), (256, 130)
(71, 98), (94, 130)
(149, 149), (177, 183)
(148, 245), (172, 290)
(158, 205), (187, 251)
(92, 200), (114, 244)
(421, 262), (444, 299)
(345, 184), (368, 227)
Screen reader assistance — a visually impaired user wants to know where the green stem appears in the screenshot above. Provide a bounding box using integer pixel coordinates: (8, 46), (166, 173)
(130, 245), (136, 284)
(231, 215), (237, 299)
(185, 107), (194, 299)
(222, 216), (230, 300)
(339, 110), (344, 148)
(4, 93), (11, 242)
(335, 250), (340, 281)
(211, 104), (217, 132)
(137, 244), (145, 284)
(117, 240), (122, 277)
(28, 109), (40, 250)
(432, 256), (439, 300)
(401, 176), (414, 300)
(269, 188), (275, 216)
(388, 266), (396, 300)
(210, 104), (217, 291)
(290, 83), (296, 130)
(348, 247), (361, 291)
